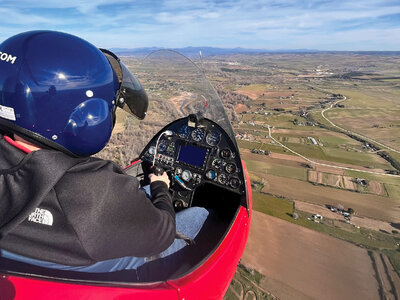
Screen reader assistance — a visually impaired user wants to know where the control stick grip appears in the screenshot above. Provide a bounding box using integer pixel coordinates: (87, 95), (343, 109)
(151, 165), (165, 176)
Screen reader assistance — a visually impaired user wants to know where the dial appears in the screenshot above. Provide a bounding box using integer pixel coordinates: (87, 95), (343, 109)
(158, 140), (167, 153)
(220, 149), (231, 159)
(225, 163), (236, 174)
(212, 158), (222, 169)
(218, 173), (228, 185)
(148, 146), (156, 155)
(177, 125), (190, 139)
(229, 177), (240, 189)
(191, 128), (205, 142)
(205, 169), (216, 180)
(206, 131), (221, 146)
(181, 170), (192, 182)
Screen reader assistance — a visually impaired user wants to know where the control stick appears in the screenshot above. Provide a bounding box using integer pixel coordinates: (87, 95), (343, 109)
(151, 165), (165, 176)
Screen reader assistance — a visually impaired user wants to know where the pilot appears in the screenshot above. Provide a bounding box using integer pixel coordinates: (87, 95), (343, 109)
(0, 30), (208, 272)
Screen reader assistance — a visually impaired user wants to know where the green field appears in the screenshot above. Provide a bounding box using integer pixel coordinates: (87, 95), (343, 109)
(335, 89), (400, 109)
(225, 53), (400, 281)
(325, 108), (400, 150)
(245, 159), (307, 181)
(238, 140), (290, 155)
(253, 193), (294, 221)
(238, 83), (271, 92)
(384, 184), (400, 199)
(275, 141), (393, 169)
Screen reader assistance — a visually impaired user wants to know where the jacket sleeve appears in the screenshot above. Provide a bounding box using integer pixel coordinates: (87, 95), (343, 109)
(55, 158), (176, 261)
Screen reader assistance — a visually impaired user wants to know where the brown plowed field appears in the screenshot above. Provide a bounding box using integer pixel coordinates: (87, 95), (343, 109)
(307, 170), (386, 196)
(369, 181), (386, 196)
(242, 150), (305, 168)
(235, 90), (293, 101)
(235, 90), (261, 100)
(263, 174), (400, 222)
(314, 164), (345, 175)
(234, 103), (249, 114)
(242, 211), (380, 300)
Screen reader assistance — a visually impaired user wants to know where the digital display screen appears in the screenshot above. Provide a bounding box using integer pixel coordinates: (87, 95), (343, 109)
(177, 144), (207, 167)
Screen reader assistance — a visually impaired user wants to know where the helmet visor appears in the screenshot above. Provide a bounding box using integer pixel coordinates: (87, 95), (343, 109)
(100, 49), (148, 120)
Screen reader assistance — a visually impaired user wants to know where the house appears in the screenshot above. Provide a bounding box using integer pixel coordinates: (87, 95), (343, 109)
(308, 137), (318, 145)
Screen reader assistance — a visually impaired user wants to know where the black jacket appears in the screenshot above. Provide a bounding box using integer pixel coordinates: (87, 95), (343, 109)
(0, 135), (176, 266)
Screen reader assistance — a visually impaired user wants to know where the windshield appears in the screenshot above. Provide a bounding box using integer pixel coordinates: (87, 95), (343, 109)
(135, 50), (236, 143)
(97, 50), (237, 166)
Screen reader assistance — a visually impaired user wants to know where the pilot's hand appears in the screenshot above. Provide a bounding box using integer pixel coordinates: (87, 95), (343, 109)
(149, 171), (170, 188)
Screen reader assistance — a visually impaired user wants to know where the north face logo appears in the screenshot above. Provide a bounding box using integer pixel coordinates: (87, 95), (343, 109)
(28, 208), (53, 226)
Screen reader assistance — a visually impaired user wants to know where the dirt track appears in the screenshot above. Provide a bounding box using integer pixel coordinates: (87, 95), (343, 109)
(242, 211), (380, 300)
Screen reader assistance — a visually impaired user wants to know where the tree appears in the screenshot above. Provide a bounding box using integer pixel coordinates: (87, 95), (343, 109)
(348, 208), (355, 215)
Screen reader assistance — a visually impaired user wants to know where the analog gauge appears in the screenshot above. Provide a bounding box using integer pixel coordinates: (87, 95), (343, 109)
(158, 140), (167, 153)
(218, 173), (228, 185)
(206, 131), (221, 146)
(177, 125), (190, 139)
(205, 169), (216, 180)
(212, 158), (222, 169)
(229, 177), (240, 189)
(220, 149), (231, 159)
(181, 170), (192, 182)
(191, 128), (205, 142)
(148, 146), (156, 155)
(225, 163), (237, 174)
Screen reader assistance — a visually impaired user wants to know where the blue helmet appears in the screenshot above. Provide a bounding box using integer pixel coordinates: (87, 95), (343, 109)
(0, 30), (148, 156)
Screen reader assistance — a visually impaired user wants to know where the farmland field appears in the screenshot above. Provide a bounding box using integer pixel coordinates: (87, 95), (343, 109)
(208, 53), (400, 298)
(101, 53), (400, 299)
(242, 211), (380, 300)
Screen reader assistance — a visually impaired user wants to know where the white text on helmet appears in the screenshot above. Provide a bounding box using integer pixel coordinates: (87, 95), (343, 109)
(0, 52), (17, 64)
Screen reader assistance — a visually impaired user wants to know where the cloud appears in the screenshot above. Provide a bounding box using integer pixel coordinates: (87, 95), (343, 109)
(0, 0), (399, 50)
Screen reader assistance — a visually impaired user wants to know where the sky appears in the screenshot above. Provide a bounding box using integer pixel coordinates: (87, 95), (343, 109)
(0, 0), (399, 51)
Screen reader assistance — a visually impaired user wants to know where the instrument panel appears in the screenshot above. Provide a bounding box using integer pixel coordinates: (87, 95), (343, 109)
(140, 117), (245, 210)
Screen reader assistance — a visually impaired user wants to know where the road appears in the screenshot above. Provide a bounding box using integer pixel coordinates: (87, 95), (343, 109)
(266, 124), (400, 178)
(321, 96), (400, 155)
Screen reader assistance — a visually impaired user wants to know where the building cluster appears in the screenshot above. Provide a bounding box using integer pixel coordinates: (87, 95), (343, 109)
(235, 132), (257, 142)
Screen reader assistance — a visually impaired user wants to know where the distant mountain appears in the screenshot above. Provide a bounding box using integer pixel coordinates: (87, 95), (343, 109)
(111, 47), (400, 58)
(110, 46), (322, 57)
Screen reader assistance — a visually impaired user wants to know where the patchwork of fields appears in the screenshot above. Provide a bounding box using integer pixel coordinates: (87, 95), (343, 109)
(212, 53), (400, 299)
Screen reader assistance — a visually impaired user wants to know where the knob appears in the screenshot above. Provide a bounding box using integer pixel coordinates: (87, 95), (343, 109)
(206, 169), (216, 180)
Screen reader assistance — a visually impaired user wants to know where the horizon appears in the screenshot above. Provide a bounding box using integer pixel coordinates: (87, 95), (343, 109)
(111, 45), (400, 52)
(0, 0), (399, 51)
